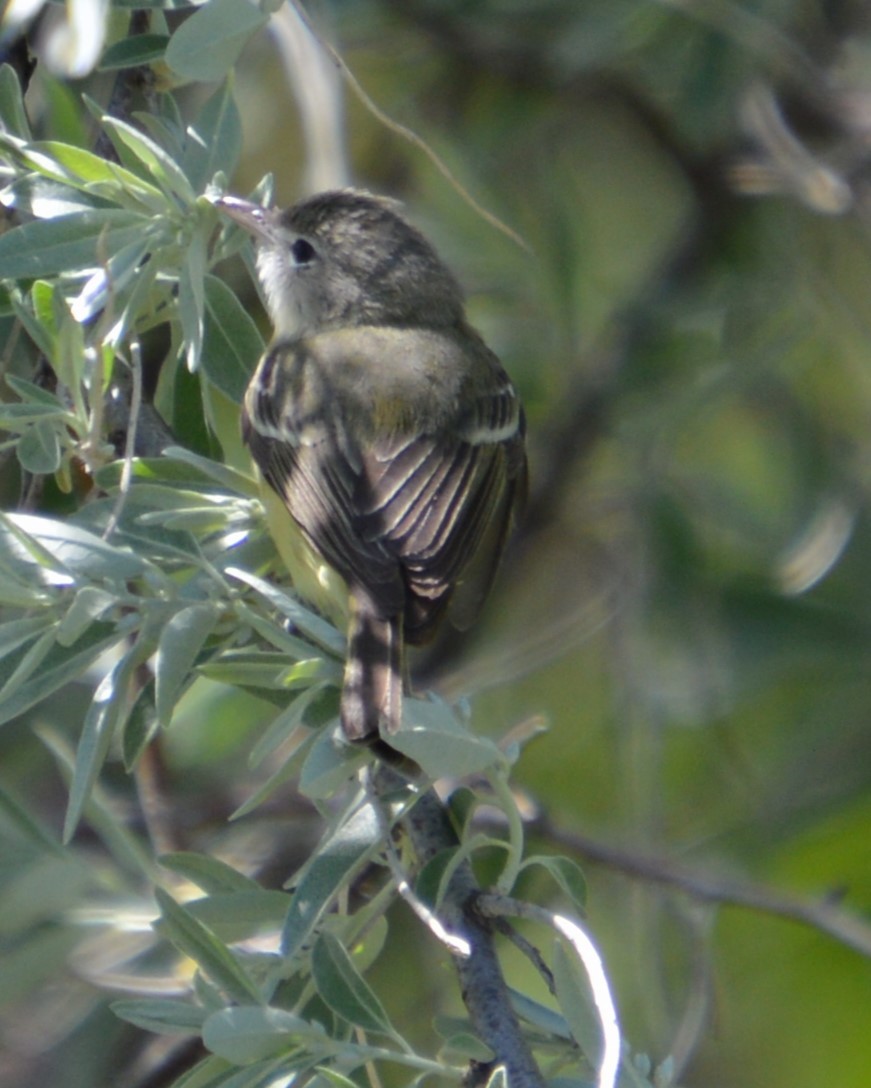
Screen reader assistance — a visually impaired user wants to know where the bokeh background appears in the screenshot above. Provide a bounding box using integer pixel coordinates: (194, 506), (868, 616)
(3, 2), (871, 1086)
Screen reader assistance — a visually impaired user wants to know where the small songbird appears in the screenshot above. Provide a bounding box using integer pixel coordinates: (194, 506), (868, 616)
(219, 190), (527, 743)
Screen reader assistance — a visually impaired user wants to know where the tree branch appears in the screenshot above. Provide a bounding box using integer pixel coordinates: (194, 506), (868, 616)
(543, 818), (871, 959)
(373, 763), (546, 1088)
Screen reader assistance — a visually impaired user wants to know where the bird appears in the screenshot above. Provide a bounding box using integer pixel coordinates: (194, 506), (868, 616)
(218, 189), (527, 743)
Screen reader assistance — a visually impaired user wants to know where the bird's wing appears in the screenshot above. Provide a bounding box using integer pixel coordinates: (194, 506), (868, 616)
(242, 342), (405, 613)
(358, 372), (526, 639)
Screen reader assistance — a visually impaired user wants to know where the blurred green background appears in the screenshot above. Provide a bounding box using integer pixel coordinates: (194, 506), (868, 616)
(3, 1), (871, 1086)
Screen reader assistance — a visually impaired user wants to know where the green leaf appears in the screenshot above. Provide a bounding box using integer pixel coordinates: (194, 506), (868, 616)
(298, 724), (365, 801)
(0, 210), (147, 278)
(0, 622), (123, 728)
(200, 275), (263, 403)
(520, 855), (587, 914)
(166, 0), (269, 83)
(15, 419), (62, 474)
(155, 602), (221, 727)
(201, 1005), (322, 1065)
(226, 567), (345, 658)
(56, 585), (117, 646)
(121, 677), (159, 770)
(248, 683), (328, 768)
(311, 931), (395, 1036)
(552, 936), (603, 1066)
(111, 998), (207, 1035)
(281, 799), (381, 960)
(0, 783), (64, 854)
(184, 890), (291, 942)
(100, 116), (197, 204)
(100, 33), (171, 71)
(4, 512), (150, 581)
(0, 63), (33, 139)
(154, 887), (264, 1006)
(64, 617), (162, 840)
(183, 80), (242, 193)
(390, 696), (505, 779)
(0, 614), (58, 663)
(70, 235), (151, 323)
(179, 228), (207, 371)
(4, 374), (64, 407)
(160, 851), (261, 895)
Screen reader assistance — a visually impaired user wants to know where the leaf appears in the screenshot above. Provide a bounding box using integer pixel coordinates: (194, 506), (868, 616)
(184, 890), (291, 942)
(121, 677), (159, 770)
(389, 696), (505, 779)
(552, 937), (603, 1066)
(4, 512), (150, 581)
(111, 998), (207, 1035)
(179, 228), (207, 372)
(200, 275), (263, 403)
(64, 617), (162, 841)
(0, 63), (33, 139)
(15, 419), (62, 474)
(281, 799), (382, 960)
(4, 374), (64, 407)
(160, 851), (261, 895)
(100, 33), (170, 70)
(201, 1005), (321, 1065)
(248, 683), (328, 768)
(155, 602), (221, 727)
(0, 783), (64, 855)
(0, 210), (147, 278)
(519, 855), (587, 914)
(298, 725), (365, 801)
(166, 0), (269, 83)
(56, 585), (117, 646)
(0, 614), (58, 664)
(226, 567), (345, 658)
(100, 116), (196, 204)
(311, 931), (395, 1036)
(0, 622), (123, 728)
(183, 80), (242, 193)
(70, 235), (151, 322)
(154, 887), (264, 1006)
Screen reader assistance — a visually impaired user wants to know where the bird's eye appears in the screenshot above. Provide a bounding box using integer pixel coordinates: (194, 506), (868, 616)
(291, 238), (317, 265)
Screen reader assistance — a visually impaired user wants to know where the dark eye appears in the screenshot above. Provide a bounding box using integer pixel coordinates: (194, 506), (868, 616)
(291, 238), (316, 265)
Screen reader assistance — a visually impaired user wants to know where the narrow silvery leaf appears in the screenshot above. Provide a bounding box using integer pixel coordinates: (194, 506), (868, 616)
(155, 601), (220, 727)
(311, 931), (395, 1036)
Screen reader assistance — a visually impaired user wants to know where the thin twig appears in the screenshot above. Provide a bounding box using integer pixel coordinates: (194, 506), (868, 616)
(477, 894), (621, 1088)
(543, 819), (871, 959)
(287, 0), (532, 255)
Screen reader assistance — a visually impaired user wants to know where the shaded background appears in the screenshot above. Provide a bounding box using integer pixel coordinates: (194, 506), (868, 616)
(3, 2), (871, 1086)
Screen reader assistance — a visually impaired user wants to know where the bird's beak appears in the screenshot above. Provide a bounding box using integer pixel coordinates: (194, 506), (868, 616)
(215, 195), (275, 242)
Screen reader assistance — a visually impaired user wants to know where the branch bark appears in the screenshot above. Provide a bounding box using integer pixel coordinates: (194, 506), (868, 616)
(374, 763), (546, 1088)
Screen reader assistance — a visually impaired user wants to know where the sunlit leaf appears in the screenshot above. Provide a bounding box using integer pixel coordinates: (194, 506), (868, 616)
(0, 209), (146, 278)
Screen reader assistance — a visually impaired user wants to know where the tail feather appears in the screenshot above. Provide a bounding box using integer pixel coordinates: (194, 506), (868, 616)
(341, 587), (403, 742)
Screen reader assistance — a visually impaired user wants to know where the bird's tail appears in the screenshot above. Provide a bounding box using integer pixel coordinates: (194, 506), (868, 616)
(341, 587), (403, 742)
